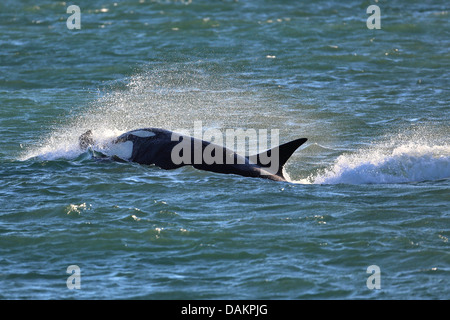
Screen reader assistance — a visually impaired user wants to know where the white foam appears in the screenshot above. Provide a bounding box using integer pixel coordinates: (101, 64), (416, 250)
(20, 128), (125, 161)
(307, 143), (450, 184)
(19, 133), (81, 161)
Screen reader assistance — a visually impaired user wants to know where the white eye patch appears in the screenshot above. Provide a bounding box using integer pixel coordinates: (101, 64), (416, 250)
(130, 130), (156, 138)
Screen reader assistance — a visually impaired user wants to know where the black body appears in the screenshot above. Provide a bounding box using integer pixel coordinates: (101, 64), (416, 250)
(80, 128), (307, 182)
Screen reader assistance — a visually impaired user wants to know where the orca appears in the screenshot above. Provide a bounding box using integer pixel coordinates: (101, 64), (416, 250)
(78, 128), (307, 182)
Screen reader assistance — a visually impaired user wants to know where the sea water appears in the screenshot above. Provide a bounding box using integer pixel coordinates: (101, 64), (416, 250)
(0, 0), (448, 299)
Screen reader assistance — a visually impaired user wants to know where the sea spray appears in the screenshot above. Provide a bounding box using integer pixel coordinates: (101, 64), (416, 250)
(302, 126), (450, 184)
(20, 63), (269, 161)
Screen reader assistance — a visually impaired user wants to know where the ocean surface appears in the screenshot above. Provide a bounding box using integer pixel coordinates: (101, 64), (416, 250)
(0, 0), (449, 299)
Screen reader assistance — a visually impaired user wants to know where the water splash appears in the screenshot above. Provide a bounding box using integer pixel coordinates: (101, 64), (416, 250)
(19, 64), (449, 186)
(301, 126), (450, 184)
(20, 63), (266, 161)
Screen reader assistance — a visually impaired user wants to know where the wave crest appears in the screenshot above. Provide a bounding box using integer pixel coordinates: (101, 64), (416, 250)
(307, 142), (449, 184)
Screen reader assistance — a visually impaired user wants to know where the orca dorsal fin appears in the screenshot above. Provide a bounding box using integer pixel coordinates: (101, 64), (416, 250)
(248, 138), (307, 178)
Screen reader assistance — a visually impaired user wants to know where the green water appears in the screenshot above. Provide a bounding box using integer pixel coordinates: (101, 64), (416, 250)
(0, 0), (449, 299)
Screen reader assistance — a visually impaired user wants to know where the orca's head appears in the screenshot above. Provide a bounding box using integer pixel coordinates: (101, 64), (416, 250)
(79, 130), (94, 150)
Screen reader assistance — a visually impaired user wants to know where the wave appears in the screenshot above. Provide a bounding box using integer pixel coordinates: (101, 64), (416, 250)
(300, 137), (450, 185)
